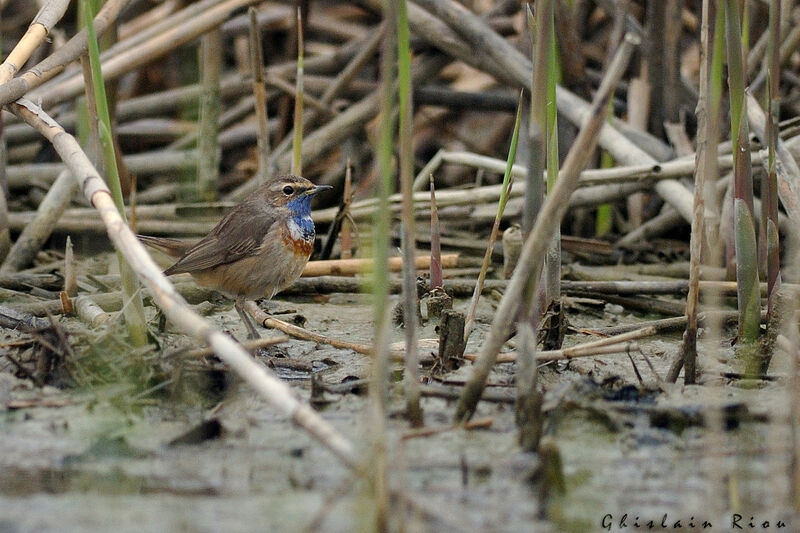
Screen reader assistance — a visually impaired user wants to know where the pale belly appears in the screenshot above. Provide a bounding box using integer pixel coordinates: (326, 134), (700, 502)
(191, 234), (312, 300)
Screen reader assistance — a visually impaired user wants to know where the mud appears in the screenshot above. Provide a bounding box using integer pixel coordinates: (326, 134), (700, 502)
(1, 284), (797, 532)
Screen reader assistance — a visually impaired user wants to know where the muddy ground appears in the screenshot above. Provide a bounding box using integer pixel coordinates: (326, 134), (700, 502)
(0, 271), (797, 532)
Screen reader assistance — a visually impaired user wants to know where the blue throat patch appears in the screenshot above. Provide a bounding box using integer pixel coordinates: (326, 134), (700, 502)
(287, 195), (315, 240)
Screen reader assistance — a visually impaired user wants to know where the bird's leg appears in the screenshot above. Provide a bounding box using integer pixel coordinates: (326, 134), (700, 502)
(234, 296), (261, 340)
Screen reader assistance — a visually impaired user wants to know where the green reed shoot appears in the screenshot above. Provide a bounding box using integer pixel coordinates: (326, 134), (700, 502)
(724, 0), (760, 350)
(396, 0), (422, 427)
(463, 92), (523, 340)
(544, 0), (561, 303)
(704, 4), (725, 262)
(75, 0), (96, 150)
(595, 153), (614, 237)
(83, 0), (148, 347)
(764, 0), (782, 318)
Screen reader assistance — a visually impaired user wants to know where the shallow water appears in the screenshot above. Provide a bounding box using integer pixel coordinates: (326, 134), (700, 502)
(1, 290), (797, 532)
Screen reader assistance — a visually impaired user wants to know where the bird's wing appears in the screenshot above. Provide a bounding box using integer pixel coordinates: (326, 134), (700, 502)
(163, 207), (275, 275)
(137, 235), (195, 258)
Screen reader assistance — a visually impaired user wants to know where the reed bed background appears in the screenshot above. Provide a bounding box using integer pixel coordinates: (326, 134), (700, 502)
(0, 0), (799, 531)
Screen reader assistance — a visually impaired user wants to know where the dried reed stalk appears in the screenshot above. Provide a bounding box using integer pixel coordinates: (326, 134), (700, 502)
(454, 34), (640, 422)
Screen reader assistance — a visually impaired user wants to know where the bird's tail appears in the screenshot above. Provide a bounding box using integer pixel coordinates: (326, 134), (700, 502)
(137, 235), (194, 258)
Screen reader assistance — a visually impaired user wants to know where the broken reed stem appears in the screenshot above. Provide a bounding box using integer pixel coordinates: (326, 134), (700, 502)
(246, 303), (375, 356)
(82, 0), (148, 347)
(396, 0), (422, 428)
(428, 175), (443, 290)
(64, 236), (77, 297)
(0, 0), (70, 83)
(0, 170), (78, 273)
(680, 0), (714, 385)
(291, 7), (304, 176)
(463, 93), (523, 341)
(248, 7), (271, 184)
(340, 164), (353, 259)
(516, 0), (554, 453)
(196, 28), (222, 201)
(6, 149), (199, 189)
(400, 417), (493, 441)
(454, 33), (640, 423)
(74, 295), (111, 327)
(9, 97), (358, 470)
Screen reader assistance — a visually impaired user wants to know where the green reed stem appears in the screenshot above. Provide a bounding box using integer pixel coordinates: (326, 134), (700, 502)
(362, 1), (396, 528)
(765, 0), (782, 316)
(595, 152), (614, 236)
(463, 92), (523, 341)
(396, 0), (422, 427)
(83, 0), (148, 347)
(544, 3), (561, 305)
(725, 0), (761, 349)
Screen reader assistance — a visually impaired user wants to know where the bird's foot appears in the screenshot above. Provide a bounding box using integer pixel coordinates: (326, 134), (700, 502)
(234, 298), (262, 340)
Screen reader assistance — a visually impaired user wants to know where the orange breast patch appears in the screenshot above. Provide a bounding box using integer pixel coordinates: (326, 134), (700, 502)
(281, 233), (313, 257)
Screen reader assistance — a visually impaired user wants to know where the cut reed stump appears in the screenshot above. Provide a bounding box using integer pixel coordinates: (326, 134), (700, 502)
(434, 309), (466, 375)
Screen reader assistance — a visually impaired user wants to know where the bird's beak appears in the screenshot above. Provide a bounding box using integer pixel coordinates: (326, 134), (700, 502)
(304, 184), (333, 196)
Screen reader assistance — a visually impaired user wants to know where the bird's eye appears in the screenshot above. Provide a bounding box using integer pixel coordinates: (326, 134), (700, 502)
(282, 185), (294, 195)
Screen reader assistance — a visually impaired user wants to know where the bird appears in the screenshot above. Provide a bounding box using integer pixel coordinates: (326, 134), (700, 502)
(138, 175), (332, 339)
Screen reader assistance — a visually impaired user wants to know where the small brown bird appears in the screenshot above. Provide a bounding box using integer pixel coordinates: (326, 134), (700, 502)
(139, 175), (332, 338)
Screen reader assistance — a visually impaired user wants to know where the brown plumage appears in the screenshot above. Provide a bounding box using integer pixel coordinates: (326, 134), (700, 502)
(139, 175), (332, 337)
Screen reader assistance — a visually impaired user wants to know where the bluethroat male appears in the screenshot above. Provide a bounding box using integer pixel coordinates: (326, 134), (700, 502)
(139, 175), (332, 338)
